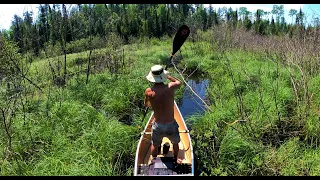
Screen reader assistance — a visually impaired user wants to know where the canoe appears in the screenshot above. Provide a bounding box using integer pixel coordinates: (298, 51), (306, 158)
(134, 101), (194, 176)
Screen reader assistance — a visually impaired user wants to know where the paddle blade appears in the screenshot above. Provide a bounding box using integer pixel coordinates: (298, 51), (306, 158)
(172, 25), (190, 55)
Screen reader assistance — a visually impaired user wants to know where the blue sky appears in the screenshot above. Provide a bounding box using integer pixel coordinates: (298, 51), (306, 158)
(0, 4), (320, 31)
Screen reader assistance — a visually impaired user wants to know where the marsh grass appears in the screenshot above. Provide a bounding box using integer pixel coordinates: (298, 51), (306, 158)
(1, 26), (320, 176)
(186, 27), (320, 176)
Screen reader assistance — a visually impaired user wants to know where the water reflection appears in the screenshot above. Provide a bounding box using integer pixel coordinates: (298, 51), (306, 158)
(177, 78), (209, 119)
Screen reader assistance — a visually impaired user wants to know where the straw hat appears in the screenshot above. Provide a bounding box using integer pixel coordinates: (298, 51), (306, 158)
(146, 65), (169, 83)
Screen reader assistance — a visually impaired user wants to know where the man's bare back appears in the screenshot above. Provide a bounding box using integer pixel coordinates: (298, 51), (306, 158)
(144, 75), (181, 124)
(145, 84), (175, 124)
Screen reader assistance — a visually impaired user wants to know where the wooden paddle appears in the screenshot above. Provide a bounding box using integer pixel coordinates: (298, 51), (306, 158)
(141, 25), (190, 124)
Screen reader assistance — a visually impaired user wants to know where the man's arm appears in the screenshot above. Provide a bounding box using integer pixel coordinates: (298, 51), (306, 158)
(144, 88), (152, 107)
(167, 75), (181, 89)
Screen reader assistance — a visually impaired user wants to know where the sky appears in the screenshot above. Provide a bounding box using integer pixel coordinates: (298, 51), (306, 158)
(1, 4), (320, 31)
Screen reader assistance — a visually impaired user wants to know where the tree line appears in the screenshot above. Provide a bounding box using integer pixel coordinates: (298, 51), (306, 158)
(0, 4), (317, 57)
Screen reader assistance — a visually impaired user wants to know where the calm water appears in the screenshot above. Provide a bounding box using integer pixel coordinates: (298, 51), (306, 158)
(177, 78), (209, 120)
(176, 77), (209, 176)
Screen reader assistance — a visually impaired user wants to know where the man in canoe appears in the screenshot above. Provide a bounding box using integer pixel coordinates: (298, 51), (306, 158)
(144, 64), (183, 164)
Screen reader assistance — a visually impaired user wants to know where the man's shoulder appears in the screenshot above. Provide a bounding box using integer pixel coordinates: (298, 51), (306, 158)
(145, 87), (156, 98)
(145, 88), (153, 95)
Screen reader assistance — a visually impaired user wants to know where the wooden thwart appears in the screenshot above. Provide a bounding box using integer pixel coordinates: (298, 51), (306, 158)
(141, 130), (189, 135)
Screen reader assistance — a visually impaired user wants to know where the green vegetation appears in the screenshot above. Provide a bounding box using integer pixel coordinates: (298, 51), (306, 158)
(1, 4), (320, 176)
(0, 4), (315, 58)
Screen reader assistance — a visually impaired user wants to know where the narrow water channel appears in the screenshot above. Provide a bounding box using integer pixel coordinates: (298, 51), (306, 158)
(176, 76), (209, 176)
(177, 77), (209, 120)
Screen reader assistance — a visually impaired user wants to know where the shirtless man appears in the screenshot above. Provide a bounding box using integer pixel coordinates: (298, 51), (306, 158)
(144, 64), (182, 164)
